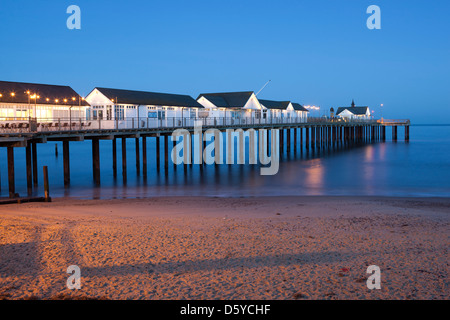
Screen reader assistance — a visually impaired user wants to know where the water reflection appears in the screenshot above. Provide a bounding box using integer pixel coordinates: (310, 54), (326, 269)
(1, 126), (450, 198)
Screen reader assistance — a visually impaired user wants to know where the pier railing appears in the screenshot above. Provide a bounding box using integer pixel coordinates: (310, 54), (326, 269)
(0, 116), (382, 134)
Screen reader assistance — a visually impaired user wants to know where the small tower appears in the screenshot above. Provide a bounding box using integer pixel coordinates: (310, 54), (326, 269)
(351, 99), (355, 108)
(330, 107), (335, 118)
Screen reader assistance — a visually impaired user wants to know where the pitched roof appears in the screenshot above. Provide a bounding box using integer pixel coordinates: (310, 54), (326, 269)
(0, 80), (89, 106)
(291, 102), (309, 112)
(259, 99), (291, 110)
(336, 106), (369, 116)
(197, 91), (254, 108)
(94, 87), (203, 108)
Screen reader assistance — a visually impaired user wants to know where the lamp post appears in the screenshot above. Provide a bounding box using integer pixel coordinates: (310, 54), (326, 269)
(380, 104), (383, 122)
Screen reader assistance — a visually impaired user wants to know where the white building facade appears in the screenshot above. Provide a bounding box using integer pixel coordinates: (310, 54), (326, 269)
(85, 87), (203, 129)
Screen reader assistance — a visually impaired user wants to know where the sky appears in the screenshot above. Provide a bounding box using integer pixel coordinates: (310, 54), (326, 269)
(0, 0), (449, 123)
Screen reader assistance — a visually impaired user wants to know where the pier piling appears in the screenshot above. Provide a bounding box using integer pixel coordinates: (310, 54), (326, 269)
(26, 144), (32, 195)
(7, 147), (15, 198)
(92, 138), (100, 185)
(142, 136), (147, 178)
(135, 137), (140, 176)
(63, 140), (70, 187)
(122, 137), (127, 184)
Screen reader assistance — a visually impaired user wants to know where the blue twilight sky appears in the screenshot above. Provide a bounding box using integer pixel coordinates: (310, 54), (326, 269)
(0, 0), (449, 123)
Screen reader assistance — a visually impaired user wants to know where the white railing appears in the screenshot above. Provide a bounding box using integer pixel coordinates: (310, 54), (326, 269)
(0, 116), (381, 133)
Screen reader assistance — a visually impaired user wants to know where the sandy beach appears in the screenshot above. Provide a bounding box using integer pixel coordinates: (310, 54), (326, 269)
(0, 196), (448, 300)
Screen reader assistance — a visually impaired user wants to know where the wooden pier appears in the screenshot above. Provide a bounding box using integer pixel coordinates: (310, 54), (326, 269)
(0, 118), (410, 199)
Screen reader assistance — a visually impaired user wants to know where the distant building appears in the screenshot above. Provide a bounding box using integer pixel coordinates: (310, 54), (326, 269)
(335, 100), (371, 120)
(196, 91), (265, 120)
(85, 87), (203, 128)
(259, 99), (309, 122)
(0, 80), (88, 121)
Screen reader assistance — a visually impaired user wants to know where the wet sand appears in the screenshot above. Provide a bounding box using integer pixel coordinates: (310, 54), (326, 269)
(0, 196), (448, 300)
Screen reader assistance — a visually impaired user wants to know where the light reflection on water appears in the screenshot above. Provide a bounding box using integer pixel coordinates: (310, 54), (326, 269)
(1, 125), (450, 199)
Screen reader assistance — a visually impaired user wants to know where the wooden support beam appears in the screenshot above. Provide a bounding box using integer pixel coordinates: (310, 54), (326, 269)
(7, 147), (15, 198)
(112, 137), (117, 178)
(305, 127), (309, 150)
(26, 143), (32, 196)
(172, 137), (177, 171)
(63, 140), (70, 187)
(135, 137), (140, 176)
(156, 136), (160, 170)
(92, 139), (100, 185)
(43, 166), (50, 202)
(164, 134), (169, 172)
(32, 142), (38, 186)
(122, 137), (127, 184)
(142, 136), (147, 178)
(287, 128), (291, 154)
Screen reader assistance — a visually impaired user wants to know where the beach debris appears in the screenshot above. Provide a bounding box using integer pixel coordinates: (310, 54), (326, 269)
(293, 292), (306, 299)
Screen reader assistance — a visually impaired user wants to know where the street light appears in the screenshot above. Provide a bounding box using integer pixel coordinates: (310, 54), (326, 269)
(380, 104), (383, 122)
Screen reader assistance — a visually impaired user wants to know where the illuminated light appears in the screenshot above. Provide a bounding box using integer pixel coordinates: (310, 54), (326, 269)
(111, 99), (114, 102)
(81, 97), (85, 100)
(26, 91), (30, 94)
(72, 97), (76, 101)
(46, 98), (50, 101)
(11, 92), (15, 97)
(0, 93), (2, 97)
(37, 95), (40, 99)
(55, 99), (59, 103)
(64, 99), (67, 102)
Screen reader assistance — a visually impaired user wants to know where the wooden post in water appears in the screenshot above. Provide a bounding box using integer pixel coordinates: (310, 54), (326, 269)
(393, 126), (398, 141)
(43, 165), (50, 202)
(156, 136), (160, 170)
(7, 147), (15, 198)
(142, 136), (147, 178)
(112, 137), (117, 178)
(190, 133), (194, 167)
(122, 137), (127, 184)
(63, 140), (70, 187)
(198, 131), (203, 168)
(405, 126), (410, 142)
(280, 129), (284, 155)
(183, 133), (188, 172)
(305, 127), (309, 150)
(92, 138), (100, 185)
(172, 137), (177, 171)
(26, 143), (32, 196)
(294, 128), (297, 154)
(32, 142), (38, 186)
(135, 137), (140, 176)
(164, 134), (169, 172)
(300, 127), (303, 150)
(287, 128), (291, 154)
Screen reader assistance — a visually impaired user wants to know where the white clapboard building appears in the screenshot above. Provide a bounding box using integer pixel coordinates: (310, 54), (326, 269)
(85, 87), (204, 129)
(259, 99), (309, 122)
(196, 91), (266, 124)
(0, 80), (89, 130)
(335, 100), (371, 120)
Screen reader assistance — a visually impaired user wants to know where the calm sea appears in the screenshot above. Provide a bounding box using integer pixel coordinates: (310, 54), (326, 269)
(1, 125), (449, 199)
